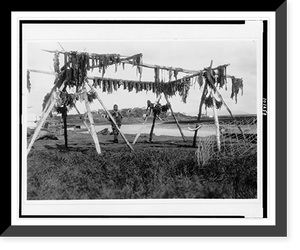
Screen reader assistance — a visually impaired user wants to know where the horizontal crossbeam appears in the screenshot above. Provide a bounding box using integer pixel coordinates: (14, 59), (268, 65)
(42, 49), (230, 76)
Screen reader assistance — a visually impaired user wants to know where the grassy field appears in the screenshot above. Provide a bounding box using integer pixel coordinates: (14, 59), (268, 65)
(27, 133), (257, 200)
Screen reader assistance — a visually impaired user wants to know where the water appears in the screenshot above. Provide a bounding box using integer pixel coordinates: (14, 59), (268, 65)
(83, 123), (216, 137)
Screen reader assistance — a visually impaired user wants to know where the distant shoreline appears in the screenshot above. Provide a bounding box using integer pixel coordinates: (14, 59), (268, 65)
(30, 113), (257, 128)
(162, 114), (257, 125)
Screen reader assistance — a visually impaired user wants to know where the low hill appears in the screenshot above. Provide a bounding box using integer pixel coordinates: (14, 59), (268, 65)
(61, 107), (199, 125)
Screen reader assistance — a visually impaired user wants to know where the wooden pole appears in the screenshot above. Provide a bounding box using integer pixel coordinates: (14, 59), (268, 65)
(27, 81), (66, 155)
(213, 87), (246, 139)
(124, 60), (230, 75)
(41, 49), (230, 75)
(192, 82), (208, 147)
(83, 86), (101, 154)
(28, 68), (236, 91)
(27, 96), (54, 153)
(74, 105), (91, 134)
(27, 96), (57, 154)
(163, 93), (186, 142)
(211, 92), (221, 152)
(83, 87), (101, 154)
(85, 81), (134, 152)
(149, 113), (157, 142)
(133, 113), (149, 145)
(62, 106), (68, 149)
(192, 60), (214, 147)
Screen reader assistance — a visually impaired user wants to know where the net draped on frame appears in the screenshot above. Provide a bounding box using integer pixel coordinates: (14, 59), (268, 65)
(195, 116), (257, 166)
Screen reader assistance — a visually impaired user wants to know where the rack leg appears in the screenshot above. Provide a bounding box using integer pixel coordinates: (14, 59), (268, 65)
(133, 114), (149, 145)
(164, 93), (186, 142)
(83, 87), (101, 155)
(86, 81), (134, 152)
(27, 93), (57, 155)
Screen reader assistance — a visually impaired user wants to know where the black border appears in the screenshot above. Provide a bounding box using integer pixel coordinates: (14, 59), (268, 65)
(20, 20), (246, 25)
(262, 20), (268, 218)
(4, 3), (287, 236)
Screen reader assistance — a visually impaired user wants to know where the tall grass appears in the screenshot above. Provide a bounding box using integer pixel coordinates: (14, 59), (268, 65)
(27, 147), (257, 200)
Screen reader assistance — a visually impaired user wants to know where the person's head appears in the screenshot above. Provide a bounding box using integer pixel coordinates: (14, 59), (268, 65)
(113, 104), (118, 111)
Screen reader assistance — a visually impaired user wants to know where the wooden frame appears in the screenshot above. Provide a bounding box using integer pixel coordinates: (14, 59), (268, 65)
(27, 56), (235, 153)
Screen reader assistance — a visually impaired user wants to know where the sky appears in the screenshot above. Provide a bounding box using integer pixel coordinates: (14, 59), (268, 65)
(24, 22), (262, 119)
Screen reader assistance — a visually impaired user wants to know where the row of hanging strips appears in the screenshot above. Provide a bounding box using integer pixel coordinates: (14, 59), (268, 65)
(153, 67), (195, 102)
(210, 65), (244, 104)
(196, 65), (244, 104)
(92, 77), (174, 94)
(90, 65), (241, 102)
(196, 66), (228, 90)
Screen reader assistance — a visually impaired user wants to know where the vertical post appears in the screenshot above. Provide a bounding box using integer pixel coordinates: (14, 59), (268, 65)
(83, 86), (101, 155)
(149, 113), (157, 142)
(62, 106), (68, 149)
(85, 81), (134, 152)
(163, 93), (186, 142)
(192, 81), (208, 147)
(211, 92), (221, 152)
(193, 60), (213, 147)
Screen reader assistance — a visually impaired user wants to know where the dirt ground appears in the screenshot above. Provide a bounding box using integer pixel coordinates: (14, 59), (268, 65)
(29, 130), (196, 153)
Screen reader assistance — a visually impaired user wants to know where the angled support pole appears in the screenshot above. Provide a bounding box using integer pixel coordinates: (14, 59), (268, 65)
(211, 91), (221, 152)
(74, 104), (91, 135)
(86, 81), (134, 152)
(163, 93), (186, 142)
(82, 85), (101, 155)
(192, 82), (208, 147)
(27, 80), (66, 155)
(133, 112), (150, 145)
(214, 88), (246, 140)
(149, 112), (157, 142)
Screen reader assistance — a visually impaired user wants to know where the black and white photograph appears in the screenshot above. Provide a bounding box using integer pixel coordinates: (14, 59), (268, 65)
(5, 5), (289, 240)
(20, 20), (266, 218)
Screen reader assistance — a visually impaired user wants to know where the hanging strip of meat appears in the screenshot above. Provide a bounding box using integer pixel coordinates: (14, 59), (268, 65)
(217, 66), (228, 89)
(86, 55), (90, 71)
(97, 78), (101, 89)
(169, 68), (173, 82)
(230, 76), (243, 103)
(91, 55), (95, 71)
(113, 80), (118, 91)
(105, 80), (109, 93)
(108, 80), (113, 94)
(102, 80), (106, 92)
(197, 71), (204, 88)
(128, 81), (133, 92)
(92, 79), (97, 88)
(154, 67), (160, 83)
(64, 52), (68, 70)
(174, 69), (178, 80)
(118, 79), (122, 88)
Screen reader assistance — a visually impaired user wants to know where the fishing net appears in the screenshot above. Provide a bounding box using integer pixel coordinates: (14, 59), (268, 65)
(195, 116), (257, 166)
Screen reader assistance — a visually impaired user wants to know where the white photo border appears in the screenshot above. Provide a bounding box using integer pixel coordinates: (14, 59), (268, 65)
(6, 7), (286, 237)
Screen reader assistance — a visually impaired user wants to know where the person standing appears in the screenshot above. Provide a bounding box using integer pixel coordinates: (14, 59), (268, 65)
(106, 104), (123, 143)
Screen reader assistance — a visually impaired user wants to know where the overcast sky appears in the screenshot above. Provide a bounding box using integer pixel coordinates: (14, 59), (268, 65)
(24, 22), (262, 118)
